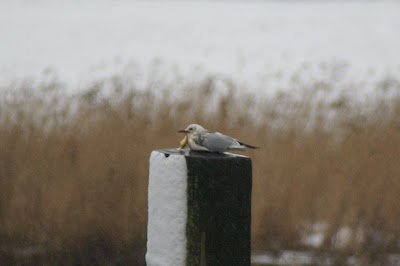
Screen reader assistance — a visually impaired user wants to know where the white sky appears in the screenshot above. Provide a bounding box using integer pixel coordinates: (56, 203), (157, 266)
(1, 1), (399, 94)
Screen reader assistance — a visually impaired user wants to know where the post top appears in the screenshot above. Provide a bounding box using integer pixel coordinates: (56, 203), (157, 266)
(156, 148), (250, 160)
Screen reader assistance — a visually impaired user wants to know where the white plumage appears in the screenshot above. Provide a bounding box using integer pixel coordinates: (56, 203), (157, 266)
(178, 124), (258, 153)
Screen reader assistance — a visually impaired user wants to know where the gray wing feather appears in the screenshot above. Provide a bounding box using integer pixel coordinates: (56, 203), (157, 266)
(200, 132), (243, 152)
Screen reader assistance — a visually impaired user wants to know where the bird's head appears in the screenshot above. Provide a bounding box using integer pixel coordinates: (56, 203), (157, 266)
(178, 124), (205, 135)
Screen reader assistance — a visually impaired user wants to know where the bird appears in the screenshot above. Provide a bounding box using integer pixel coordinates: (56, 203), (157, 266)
(177, 124), (258, 152)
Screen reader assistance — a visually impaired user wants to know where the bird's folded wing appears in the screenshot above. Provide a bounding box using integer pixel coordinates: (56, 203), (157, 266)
(201, 132), (241, 151)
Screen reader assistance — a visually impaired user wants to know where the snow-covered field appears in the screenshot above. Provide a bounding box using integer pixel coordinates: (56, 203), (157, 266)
(1, 0), (400, 97)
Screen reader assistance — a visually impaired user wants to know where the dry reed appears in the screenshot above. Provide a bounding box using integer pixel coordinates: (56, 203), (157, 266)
(1, 74), (400, 265)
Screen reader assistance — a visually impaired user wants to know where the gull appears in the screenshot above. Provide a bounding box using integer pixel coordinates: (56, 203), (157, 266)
(177, 124), (258, 152)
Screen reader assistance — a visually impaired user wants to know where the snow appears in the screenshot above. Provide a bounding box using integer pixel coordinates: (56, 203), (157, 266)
(252, 248), (400, 265)
(252, 250), (400, 265)
(1, 1), (400, 97)
(251, 250), (318, 265)
(300, 222), (328, 248)
(300, 222), (367, 250)
(333, 226), (354, 249)
(146, 151), (188, 266)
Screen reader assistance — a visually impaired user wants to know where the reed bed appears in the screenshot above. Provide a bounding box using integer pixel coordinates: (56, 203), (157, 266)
(1, 72), (400, 265)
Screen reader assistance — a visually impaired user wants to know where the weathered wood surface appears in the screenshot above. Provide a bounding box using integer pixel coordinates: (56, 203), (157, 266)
(148, 149), (252, 266)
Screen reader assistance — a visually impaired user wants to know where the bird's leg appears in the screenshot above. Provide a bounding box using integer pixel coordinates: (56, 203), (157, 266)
(177, 135), (188, 151)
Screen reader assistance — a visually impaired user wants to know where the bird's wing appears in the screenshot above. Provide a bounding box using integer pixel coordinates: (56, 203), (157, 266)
(200, 132), (243, 152)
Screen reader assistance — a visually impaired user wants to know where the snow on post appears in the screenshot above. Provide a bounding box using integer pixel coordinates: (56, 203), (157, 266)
(146, 149), (252, 266)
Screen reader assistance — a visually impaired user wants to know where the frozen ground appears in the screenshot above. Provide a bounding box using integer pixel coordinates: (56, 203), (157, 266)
(1, 0), (400, 97)
(251, 250), (400, 265)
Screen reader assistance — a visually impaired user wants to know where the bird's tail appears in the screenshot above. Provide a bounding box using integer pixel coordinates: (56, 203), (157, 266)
(239, 141), (259, 149)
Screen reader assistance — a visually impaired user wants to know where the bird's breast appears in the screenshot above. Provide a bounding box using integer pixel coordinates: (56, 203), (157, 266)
(188, 136), (208, 151)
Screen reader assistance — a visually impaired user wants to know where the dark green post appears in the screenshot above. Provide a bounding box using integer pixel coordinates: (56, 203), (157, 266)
(157, 149), (252, 266)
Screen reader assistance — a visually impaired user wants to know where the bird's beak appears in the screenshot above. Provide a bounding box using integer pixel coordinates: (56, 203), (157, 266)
(178, 130), (188, 133)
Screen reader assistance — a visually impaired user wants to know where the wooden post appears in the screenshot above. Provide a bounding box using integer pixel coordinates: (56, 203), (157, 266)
(146, 149), (252, 266)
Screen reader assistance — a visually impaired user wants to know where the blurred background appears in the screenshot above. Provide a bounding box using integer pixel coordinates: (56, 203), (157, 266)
(1, 0), (400, 265)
